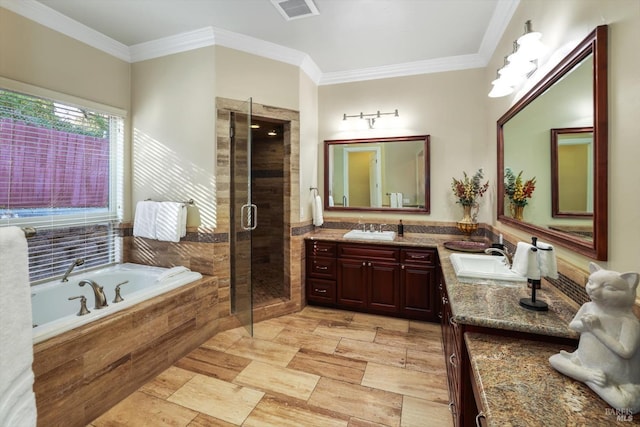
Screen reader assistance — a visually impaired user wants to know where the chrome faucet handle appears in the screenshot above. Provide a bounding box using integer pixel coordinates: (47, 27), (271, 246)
(113, 280), (130, 303)
(68, 295), (90, 316)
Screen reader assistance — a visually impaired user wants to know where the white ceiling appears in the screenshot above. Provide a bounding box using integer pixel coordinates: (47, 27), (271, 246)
(5, 0), (519, 84)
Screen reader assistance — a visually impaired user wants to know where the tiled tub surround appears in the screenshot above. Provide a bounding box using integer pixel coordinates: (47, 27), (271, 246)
(466, 333), (638, 426)
(32, 275), (218, 427)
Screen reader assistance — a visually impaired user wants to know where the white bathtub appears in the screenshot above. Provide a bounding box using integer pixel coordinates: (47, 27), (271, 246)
(31, 263), (203, 344)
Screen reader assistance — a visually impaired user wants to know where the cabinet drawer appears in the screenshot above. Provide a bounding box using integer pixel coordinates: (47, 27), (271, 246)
(308, 241), (337, 257)
(307, 278), (336, 303)
(338, 244), (399, 261)
(309, 257), (337, 279)
(401, 248), (436, 265)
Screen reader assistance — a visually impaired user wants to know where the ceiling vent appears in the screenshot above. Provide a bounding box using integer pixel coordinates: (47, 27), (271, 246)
(270, 0), (319, 21)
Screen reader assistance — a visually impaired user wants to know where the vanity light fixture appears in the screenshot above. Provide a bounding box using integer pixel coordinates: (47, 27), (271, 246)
(342, 109), (399, 129)
(488, 20), (546, 98)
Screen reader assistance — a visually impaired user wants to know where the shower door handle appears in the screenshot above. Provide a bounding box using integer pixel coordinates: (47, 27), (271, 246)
(241, 203), (258, 230)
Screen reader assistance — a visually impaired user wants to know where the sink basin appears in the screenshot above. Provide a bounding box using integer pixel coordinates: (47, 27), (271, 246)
(343, 230), (397, 241)
(449, 253), (527, 283)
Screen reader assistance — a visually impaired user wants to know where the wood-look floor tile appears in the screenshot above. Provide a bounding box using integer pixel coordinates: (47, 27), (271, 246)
(243, 395), (349, 427)
(350, 312), (410, 332)
(335, 338), (407, 368)
(405, 348), (447, 375)
(374, 328), (443, 352)
(225, 336), (299, 367)
(273, 327), (340, 354)
(347, 418), (390, 427)
(313, 322), (377, 342)
(299, 306), (356, 323)
(167, 374), (264, 425)
(408, 320), (441, 335)
(92, 391), (198, 427)
(308, 377), (402, 427)
(187, 413), (237, 427)
(252, 321), (285, 340)
(401, 396), (452, 427)
(287, 348), (366, 384)
(139, 366), (196, 399)
(361, 362), (448, 403)
(174, 347), (252, 382)
(200, 327), (246, 352)
(233, 360), (320, 400)
(261, 313), (321, 332)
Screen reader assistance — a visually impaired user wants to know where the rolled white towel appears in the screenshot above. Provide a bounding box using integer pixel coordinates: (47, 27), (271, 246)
(536, 241), (558, 279)
(156, 266), (190, 282)
(511, 242), (541, 280)
(390, 193), (398, 208)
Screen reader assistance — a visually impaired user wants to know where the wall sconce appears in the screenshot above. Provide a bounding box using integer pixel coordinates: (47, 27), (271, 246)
(343, 109), (399, 129)
(488, 20), (546, 98)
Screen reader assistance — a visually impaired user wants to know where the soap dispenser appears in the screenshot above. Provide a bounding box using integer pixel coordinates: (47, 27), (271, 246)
(398, 220), (404, 237)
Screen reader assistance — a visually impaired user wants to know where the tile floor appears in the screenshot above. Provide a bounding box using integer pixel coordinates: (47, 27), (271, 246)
(89, 306), (453, 427)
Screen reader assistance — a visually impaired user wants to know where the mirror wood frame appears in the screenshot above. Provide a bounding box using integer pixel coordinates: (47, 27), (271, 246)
(324, 135), (431, 213)
(497, 25), (608, 260)
(550, 126), (594, 219)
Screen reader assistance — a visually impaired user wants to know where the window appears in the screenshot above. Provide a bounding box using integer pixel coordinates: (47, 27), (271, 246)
(0, 81), (124, 283)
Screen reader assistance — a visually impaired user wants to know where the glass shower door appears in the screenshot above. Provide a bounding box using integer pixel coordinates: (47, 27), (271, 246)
(230, 98), (254, 336)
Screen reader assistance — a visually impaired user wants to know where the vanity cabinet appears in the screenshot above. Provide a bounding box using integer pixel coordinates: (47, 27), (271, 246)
(439, 274), (463, 426)
(305, 240), (438, 321)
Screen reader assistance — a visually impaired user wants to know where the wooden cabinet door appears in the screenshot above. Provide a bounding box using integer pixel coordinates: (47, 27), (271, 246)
(401, 264), (437, 321)
(368, 261), (400, 314)
(337, 258), (367, 309)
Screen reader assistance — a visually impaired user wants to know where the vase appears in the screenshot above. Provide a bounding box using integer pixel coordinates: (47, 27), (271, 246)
(511, 204), (524, 221)
(456, 204), (478, 240)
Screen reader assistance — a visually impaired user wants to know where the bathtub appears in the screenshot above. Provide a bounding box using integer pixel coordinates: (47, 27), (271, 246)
(31, 263), (202, 344)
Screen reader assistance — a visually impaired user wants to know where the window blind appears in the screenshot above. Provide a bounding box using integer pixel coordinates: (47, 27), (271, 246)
(0, 87), (124, 283)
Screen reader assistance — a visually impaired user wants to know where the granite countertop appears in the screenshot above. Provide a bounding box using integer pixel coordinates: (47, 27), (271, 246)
(465, 332), (639, 426)
(306, 230), (580, 340)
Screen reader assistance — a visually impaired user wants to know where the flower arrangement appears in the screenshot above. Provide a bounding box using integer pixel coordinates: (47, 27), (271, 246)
(451, 169), (490, 207)
(504, 168), (536, 207)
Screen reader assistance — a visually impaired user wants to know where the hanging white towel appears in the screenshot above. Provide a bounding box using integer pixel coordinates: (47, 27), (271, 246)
(390, 193), (398, 208)
(0, 227), (37, 427)
(312, 195), (324, 227)
(156, 202), (186, 242)
(511, 242), (541, 280)
(536, 241), (558, 279)
(396, 192), (404, 208)
(133, 201), (159, 239)
(328, 195), (335, 207)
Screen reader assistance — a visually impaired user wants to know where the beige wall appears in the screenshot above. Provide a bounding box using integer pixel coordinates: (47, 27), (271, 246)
(298, 70), (319, 221)
(131, 48), (217, 228)
(318, 68), (487, 222)
(486, 0), (640, 281)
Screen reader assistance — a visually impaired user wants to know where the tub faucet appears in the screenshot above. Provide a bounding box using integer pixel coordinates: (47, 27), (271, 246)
(484, 247), (513, 268)
(61, 258), (85, 282)
(78, 279), (108, 309)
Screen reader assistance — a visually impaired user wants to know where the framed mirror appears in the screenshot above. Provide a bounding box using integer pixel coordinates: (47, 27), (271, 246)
(551, 127), (594, 219)
(324, 135), (430, 212)
(497, 25), (607, 260)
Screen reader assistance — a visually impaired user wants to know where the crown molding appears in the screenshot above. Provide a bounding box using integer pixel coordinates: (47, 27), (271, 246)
(1, 0), (130, 62)
(2, 0), (517, 85)
(477, 0), (520, 62)
(319, 54), (486, 85)
(129, 27), (216, 62)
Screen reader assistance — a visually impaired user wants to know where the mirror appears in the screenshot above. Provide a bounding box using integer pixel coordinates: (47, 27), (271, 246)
(497, 26), (607, 260)
(324, 135), (430, 212)
(551, 127), (594, 219)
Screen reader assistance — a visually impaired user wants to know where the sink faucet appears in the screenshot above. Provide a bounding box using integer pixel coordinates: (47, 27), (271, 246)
(61, 258), (85, 282)
(78, 279), (108, 309)
(484, 247), (513, 268)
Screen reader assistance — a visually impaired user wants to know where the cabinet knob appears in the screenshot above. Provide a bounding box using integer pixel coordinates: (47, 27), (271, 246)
(449, 353), (458, 367)
(368, 262), (372, 267)
(401, 264), (405, 270)
(362, 261), (366, 266)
